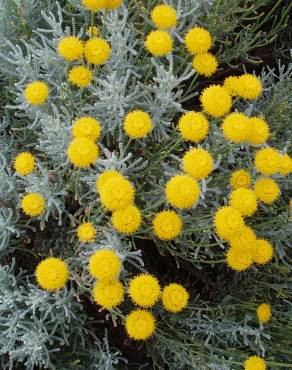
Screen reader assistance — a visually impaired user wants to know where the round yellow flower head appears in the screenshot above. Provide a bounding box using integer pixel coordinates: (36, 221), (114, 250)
(151, 4), (177, 30)
(185, 27), (212, 55)
(253, 239), (273, 265)
(278, 153), (292, 176)
(67, 138), (99, 167)
(254, 147), (280, 175)
(230, 169), (251, 189)
(229, 226), (257, 256)
(247, 117), (270, 145)
(223, 76), (239, 96)
(257, 303), (271, 324)
(145, 30), (173, 57)
(89, 249), (121, 280)
(221, 113), (251, 143)
(226, 247), (253, 271)
(229, 188), (257, 217)
(21, 193), (45, 217)
(200, 85), (232, 118)
(82, 0), (107, 11)
(93, 280), (124, 309)
(72, 116), (101, 142)
(192, 53), (218, 77)
(244, 356), (266, 370)
(125, 309), (155, 340)
(84, 38), (111, 65)
(165, 174), (200, 209)
(77, 222), (96, 243)
(128, 274), (160, 307)
(214, 206), (245, 241)
(178, 111), (209, 143)
(35, 257), (69, 291)
(99, 177), (135, 211)
(182, 148), (213, 180)
(254, 178), (280, 204)
(105, 0), (122, 9)
(123, 110), (153, 139)
(24, 81), (49, 105)
(111, 205), (142, 234)
(87, 26), (99, 37)
(57, 36), (83, 61)
(162, 283), (189, 313)
(95, 170), (124, 192)
(237, 74), (262, 100)
(14, 152), (36, 176)
(153, 210), (182, 240)
(68, 66), (93, 88)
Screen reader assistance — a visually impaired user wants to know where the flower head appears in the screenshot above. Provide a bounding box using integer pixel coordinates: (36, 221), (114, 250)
(153, 210), (182, 240)
(93, 280), (124, 309)
(200, 85), (232, 118)
(192, 53), (218, 77)
(14, 152), (36, 176)
(244, 356), (266, 370)
(99, 177), (135, 211)
(162, 283), (189, 313)
(165, 174), (200, 209)
(72, 116), (101, 142)
(182, 148), (213, 180)
(24, 81), (49, 105)
(123, 110), (153, 139)
(178, 111), (209, 143)
(229, 226), (257, 256)
(278, 153), (292, 175)
(254, 178), (280, 204)
(253, 239), (273, 265)
(125, 309), (155, 340)
(84, 38), (111, 65)
(237, 74), (262, 100)
(68, 66), (93, 87)
(151, 4), (177, 30)
(77, 222), (96, 243)
(89, 249), (121, 280)
(35, 257), (69, 291)
(145, 30), (173, 57)
(257, 303), (271, 324)
(67, 138), (99, 167)
(221, 113), (251, 143)
(223, 76), (239, 96)
(247, 117), (270, 145)
(21, 193), (45, 217)
(214, 206), (245, 241)
(254, 147), (280, 175)
(230, 169), (251, 189)
(82, 0), (107, 11)
(226, 247), (253, 271)
(106, 0), (122, 9)
(57, 36), (83, 61)
(111, 205), (142, 234)
(184, 27), (212, 54)
(87, 26), (99, 37)
(128, 274), (160, 307)
(95, 170), (124, 192)
(229, 188), (257, 217)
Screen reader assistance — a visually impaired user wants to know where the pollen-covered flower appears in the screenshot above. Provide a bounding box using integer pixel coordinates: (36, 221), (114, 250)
(223, 76), (239, 96)
(111, 205), (142, 234)
(182, 148), (213, 180)
(67, 138), (99, 167)
(162, 283), (189, 313)
(165, 174), (200, 209)
(95, 170), (124, 193)
(57, 36), (83, 61)
(77, 222), (96, 243)
(200, 85), (232, 118)
(192, 53), (218, 77)
(145, 30), (173, 57)
(84, 38), (111, 65)
(68, 66), (93, 87)
(236, 74), (262, 100)
(226, 247), (253, 271)
(229, 226), (257, 256)
(221, 113), (251, 143)
(253, 239), (273, 265)
(151, 4), (177, 29)
(14, 152), (36, 176)
(93, 280), (124, 309)
(178, 111), (209, 143)
(247, 117), (270, 145)
(128, 274), (160, 308)
(21, 193), (45, 217)
(24, 81), (49, 105)
(125, 309), (155, 340)
(99, 177), (135, 211)
(244, 356), (266, 370)
(229, 188), (257, 217)
(123, 110), (153, 139)
(254, 178), (280, 204)
(184, 27), (212, 54)
(153, 210), (182, 240)
(278, 153), (292, 175)
(254, 147), (280, 175)
(214, 206), (245, 241)
(89, 249), (121, 280)
(35, 257), (69, 291)
(82, 0), (107, 11)
(105, 0), (122, 9)
(230, 169), (251, 189)
(257, 303), (271, 324)
(72, 116), (101, 142)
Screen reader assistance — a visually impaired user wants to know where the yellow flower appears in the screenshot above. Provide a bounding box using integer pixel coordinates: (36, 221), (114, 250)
(165, 174), (200, 209)
(247, 117), (270, 145)
(99, 177), (135, 211)
(254, 147), (280, 175)
(128, 274), (160, 307)
(57, 36), (83, 61)
(24, 81), (49, 105)
(105, 0), (122, 9)
(21, 193), (45, 217)
(67, 138), (99, 167)
(254, 178), (280, 204)
(253, 239), (273, 265)
(162, 283), (189, 313)
(145, 30), (173, 57)
(278, 153), (292, 175)
(125, 309), (155, 340)
(223, 76), (239, 96)
(93, 280), (124, 309)
(68, 66), (93, 88)
(200, 85), (232, 118)
(95, 170), (124, 192)
(226, 247), (253, 271)
(182, 148), (213, 180)
(87, 26), (99, 37)
(82, 0), (107, 11)
(221, 113), (251, 143)
(123, 110), (153, 139)
(72, 116), (101, 142)
(35, 257), (69, 291)
(237, 74), (262, 100)
(230, 169), (251, 189)
(84, 38), (111, 65)
(89, 249), (121, 280)
(244, 356), (266, 370)
(153, 210), (182, 240)
(184, 27), (212, 55)
(14, 152), (36, 176)
(192, 53), (218, 77)
(111, 205), (142, 234)
(229, 226), (257, 256)
(77, 222), (96, 243)
(229, 188), (257, 217)
(257, 303), (271, 324)
(151, 4), (177, 30)
(214, 206), (245, 241)
(178, 111), (209, 143)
